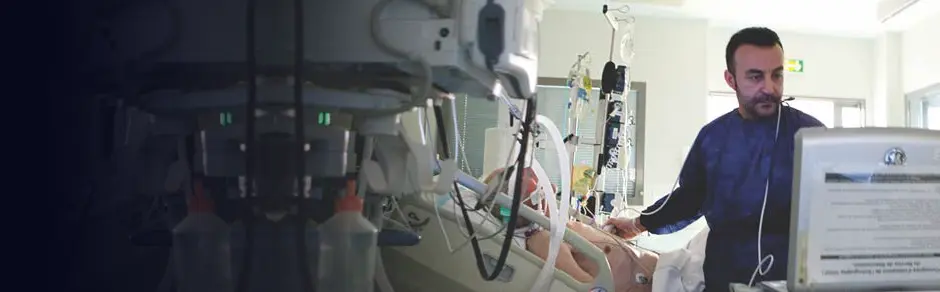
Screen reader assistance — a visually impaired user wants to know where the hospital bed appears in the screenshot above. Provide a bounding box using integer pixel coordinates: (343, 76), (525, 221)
(381, 182), (616, 292)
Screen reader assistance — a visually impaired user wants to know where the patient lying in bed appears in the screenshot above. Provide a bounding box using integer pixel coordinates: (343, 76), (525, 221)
(484, 168), (658, 292)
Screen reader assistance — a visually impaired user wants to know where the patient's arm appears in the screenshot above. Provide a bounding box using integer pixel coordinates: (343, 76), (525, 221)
(566, 221), (616, 278)
(567, 221), (621, 247)
(525, 230), (594, 283)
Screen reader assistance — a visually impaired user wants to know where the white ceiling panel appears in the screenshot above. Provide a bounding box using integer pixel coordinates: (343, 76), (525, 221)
(546, 0), (935, 37)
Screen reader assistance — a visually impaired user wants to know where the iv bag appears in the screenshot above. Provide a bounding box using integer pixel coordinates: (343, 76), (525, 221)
(619, 20), (636, 65)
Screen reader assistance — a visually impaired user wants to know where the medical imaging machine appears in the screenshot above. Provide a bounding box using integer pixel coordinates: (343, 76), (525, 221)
(96, 0), (623, 291)
(730, 127), (940, 292)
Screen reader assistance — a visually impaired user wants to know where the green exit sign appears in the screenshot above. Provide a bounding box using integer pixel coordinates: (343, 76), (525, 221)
(786, 59), (804, 73)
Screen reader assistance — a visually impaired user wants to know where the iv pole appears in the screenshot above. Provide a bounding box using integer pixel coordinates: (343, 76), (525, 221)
(589, 4), (629, 222)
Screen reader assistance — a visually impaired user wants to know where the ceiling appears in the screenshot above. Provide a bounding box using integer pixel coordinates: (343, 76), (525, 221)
(549, 0), (940, 37)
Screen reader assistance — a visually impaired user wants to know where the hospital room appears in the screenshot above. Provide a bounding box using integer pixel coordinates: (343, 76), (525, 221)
(59, 0), (940, 292)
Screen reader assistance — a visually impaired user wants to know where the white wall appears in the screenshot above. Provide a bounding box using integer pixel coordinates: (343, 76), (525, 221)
(872, 32), (905, 127)
(707, 28), (875, 106)
(901, 12), (940, 94)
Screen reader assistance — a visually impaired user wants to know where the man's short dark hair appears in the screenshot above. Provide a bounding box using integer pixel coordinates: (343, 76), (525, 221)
(725, 27), (784, 74)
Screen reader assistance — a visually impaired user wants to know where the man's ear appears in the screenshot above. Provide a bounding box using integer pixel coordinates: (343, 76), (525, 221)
(724, 69), (737, 91)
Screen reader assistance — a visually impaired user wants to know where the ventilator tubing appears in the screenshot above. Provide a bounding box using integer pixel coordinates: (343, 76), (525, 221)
(530, 159), (563, 291)
(529, 115), (572, 292)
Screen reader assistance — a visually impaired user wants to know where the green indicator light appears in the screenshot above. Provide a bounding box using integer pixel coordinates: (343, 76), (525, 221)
(318, 112), (331, 126)
(220, 112), (233, 126)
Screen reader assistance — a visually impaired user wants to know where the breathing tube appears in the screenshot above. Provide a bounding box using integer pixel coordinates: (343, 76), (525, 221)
(528, 115), (572, 292)
(450, 98), (537, 281)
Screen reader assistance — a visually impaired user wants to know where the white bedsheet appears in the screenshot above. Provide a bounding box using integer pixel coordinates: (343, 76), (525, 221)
(652, 226), (709, 292)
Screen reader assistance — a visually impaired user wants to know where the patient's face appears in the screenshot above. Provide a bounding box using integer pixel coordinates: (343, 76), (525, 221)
(485, 167), (553, 225)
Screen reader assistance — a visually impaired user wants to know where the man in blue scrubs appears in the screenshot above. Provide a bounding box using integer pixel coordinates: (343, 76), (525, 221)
(606, 27), (825, 291)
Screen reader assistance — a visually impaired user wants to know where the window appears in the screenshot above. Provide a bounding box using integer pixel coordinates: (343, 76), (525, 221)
(834, 101), (865, 128)
(906, 85), (940, 129)
(908, 92), (940, 129)
(920, 92), (940, 130)
(788, 98), (835, 127)
(927, 105), (940, 130)
(706, 93), (865, 128)
(840, 106), (862, 128)
(455, 94), (500, 178)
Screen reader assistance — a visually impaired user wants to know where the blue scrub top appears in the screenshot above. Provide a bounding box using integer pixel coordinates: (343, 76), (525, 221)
(638, 106), (825, 292)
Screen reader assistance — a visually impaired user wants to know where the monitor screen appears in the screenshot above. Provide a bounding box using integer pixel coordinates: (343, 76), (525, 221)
(788, 127), (940, 292)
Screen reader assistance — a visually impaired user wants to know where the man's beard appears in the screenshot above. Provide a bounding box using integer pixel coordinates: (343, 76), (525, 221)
(742, 93), (782, 118)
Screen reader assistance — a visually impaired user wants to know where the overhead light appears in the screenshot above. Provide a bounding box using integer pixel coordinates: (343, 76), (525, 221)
(878, 0), (920, 23)
(878, 0), (940, 31)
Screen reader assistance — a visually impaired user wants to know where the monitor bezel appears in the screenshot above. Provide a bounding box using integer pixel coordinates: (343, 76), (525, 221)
(788, 127), (940, 292)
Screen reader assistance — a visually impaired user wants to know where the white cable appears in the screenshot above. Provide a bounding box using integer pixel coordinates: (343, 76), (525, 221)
(748, 180), (775, 287)
(379, 198), (414, 233)
(432, 193), (460, 252)
(615, 103), (785, 286)
(749, 103), (785, 287)
(459, 95), (475, 176)
(440, 133), (520, 249)
(633, 176), (680, 216)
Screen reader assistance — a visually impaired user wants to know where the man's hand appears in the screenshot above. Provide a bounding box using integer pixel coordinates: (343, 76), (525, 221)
(604, 217), (647, 239)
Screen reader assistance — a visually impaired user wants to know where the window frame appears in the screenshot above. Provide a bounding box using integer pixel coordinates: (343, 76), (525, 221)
(831, 98), (865, 128)
(922, 96), (940, 129)
(707, 91), (866, 128)
(906, 83), (940, 129)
